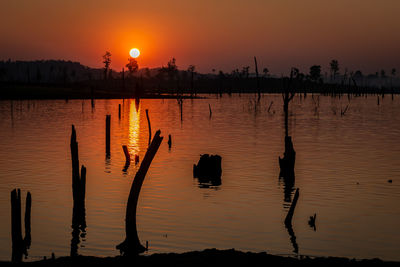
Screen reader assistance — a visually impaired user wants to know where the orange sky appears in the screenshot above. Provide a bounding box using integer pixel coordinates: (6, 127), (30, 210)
(1, 0), (399, 74)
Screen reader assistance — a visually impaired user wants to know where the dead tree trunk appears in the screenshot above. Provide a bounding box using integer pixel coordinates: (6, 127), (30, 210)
(70, 125), (87, 257)
(254, 56), (260, 100)
(117, 130), (163, 256)
(11, 189), (31, 262)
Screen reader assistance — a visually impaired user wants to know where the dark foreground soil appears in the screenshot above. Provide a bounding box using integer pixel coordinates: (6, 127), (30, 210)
(1, 249), (398, 267)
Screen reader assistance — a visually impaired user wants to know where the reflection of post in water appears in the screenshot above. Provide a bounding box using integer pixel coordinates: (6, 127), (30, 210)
(135, 97), (140, 112)
(117, 130), (163, 256)
(106, 115), (111, 158)
(279, 68), (297, 202)
(284, 188), (299, 254)
(70, 125), (87, 257)
(122, 145), (131, 173)
(10, 189), (31, 262)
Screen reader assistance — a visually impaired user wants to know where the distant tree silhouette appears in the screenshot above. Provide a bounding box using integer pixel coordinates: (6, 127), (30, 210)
(126, 58), (138, 77)
(329, 59), (339, 81)
(167, 58), (178, 81)
(391, 68), (397, 77)
(187, 65), (195, 95)
(309, 65), (322, 82)
(36, 67), (41, 83)
(242, 66), (250, 79)
(102, 51), (112, 80)
(380, 69), (386, 78)
(263, 67), (269, 78)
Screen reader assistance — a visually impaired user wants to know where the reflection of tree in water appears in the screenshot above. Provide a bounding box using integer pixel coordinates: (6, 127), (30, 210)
(70, 203), (86, 257)
(278, 68), (299, 254)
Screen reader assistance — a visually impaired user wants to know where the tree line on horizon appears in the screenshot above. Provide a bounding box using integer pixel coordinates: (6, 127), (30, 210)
(0, 54), (398, 93)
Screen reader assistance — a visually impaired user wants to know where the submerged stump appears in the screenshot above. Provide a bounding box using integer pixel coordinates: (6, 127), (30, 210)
(193, 154), (222, 186)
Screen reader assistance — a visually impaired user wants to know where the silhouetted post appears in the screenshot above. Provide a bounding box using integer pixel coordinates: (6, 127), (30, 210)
(285, 188), (299, 226)
(106, 115), (111, 157)
(122, 145), (131, 172)
(11, 189), (23, 262)
(119, 104), (121, 120)
(117, 130), (164, 256)
(11, 189), (31, 262)
(209, 104), (212, 119)
(24, 192), (31, 250)
(145, 109), (151, 146)
(70, 125), (87, 257)
(254, 56), (260, 99)
(168, 134), (172, 149)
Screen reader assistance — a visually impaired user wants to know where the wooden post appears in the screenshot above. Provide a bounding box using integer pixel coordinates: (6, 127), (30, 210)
(106, 115), (111, 157)
(208, 104), (212, 118)
(145, 109), (151, 146)
(117, 130), (163, 255)
(254, 56), (260, 99)
(119, 104), (121, 120)
(168, 134), (172, 149)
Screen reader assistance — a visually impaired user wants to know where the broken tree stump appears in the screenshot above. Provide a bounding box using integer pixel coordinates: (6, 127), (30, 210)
(70, 125), (87, 257)
(279, 136), (296, 179)
(11, 189), (31, 262)
(117, 130), (163, 256)
(193, 154), (222, 186)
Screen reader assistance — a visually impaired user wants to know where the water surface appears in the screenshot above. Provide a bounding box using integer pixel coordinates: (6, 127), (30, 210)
(0, 94), (399, 261)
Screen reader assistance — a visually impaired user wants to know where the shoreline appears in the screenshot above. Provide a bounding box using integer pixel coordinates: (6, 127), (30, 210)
(0, 249), (398, 266)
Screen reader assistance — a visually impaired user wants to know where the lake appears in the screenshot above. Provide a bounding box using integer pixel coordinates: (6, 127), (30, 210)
(0, 94), (399, 261)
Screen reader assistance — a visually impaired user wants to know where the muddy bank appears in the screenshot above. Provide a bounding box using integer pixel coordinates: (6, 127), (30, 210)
(0, 249), (397, 267)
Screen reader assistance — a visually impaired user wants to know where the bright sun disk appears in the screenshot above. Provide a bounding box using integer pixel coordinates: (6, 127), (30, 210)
(130, 48), (140, 58)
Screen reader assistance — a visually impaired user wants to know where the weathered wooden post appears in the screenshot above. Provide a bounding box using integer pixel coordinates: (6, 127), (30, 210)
(106, 115), (111, 157)
(117, 130), (163, 256)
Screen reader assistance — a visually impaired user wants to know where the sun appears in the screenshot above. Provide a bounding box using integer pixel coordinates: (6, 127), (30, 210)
(129, 48), (140, 58)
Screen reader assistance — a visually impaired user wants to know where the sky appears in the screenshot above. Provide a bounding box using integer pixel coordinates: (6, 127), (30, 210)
(1, 0), (399, 75)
